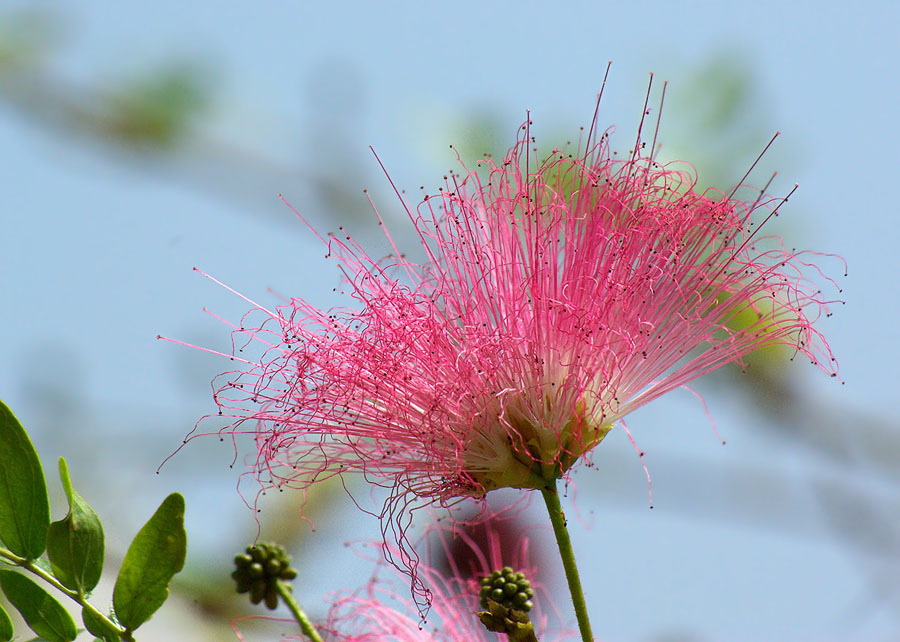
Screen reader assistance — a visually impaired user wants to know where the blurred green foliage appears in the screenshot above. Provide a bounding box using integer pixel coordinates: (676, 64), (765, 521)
(99, 64), (208, 148)
(0, 9), (56, 69)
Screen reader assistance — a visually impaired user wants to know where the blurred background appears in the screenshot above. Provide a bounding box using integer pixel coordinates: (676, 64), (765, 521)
(1, 1), (898, 640)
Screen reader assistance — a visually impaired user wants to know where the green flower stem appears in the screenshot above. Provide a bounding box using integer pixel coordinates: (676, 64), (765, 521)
(0, 545), (133, 641)
(541, 485), (593, 642)
(275, 579), (323, 642)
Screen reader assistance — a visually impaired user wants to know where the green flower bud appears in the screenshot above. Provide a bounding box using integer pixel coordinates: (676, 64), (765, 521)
(231, 541), (299, 610)
(476, 570), (539, 642)
(478, 567), (535, 613)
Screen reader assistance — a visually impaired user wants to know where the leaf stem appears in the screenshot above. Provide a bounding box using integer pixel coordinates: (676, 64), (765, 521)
(275, 579), (323, 642)
(541, 484), (593, 642)
(0, 545), (130, 640)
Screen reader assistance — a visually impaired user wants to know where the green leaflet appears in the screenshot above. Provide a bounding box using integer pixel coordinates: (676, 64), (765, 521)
(0, 570), (77, 642)
(82, 606), (120, 642)
(46, 458), (105, 595)
(0, 400), (50, 559)
(112, 493), (186, 631)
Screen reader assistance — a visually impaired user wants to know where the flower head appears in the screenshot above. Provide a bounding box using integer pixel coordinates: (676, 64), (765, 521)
(323, 522), (564, 642)
(196, 89), (840, 585)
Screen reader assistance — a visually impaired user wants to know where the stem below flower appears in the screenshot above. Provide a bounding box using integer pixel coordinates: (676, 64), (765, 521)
(541, 484), (593, 642)
(275, 579), (323, 642)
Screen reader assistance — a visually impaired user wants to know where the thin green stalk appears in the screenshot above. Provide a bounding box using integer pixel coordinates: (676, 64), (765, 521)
(0, 546), (132, 640)
(275, 579), (323, 642)
(541, 485), (593, 642)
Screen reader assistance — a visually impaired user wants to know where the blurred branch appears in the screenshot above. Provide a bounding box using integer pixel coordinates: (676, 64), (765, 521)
(730, 365), (900, 484)
(0, 9), (375, 229)
(813, 476), (900, 625)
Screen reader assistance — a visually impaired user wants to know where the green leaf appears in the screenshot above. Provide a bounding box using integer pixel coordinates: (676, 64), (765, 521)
(112, 493), (186, 631)
(0, 602), (13, 641)
(0, 400), (50, 559)
(46, 458), (104, 595)
(0, 570), (77, 642)
(81, 607), (119, 642)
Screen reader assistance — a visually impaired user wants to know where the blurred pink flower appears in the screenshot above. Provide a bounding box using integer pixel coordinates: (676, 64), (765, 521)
(321, 524), (568, 641)
(190, 91), (840, 579)
(323, 554), (498, 640)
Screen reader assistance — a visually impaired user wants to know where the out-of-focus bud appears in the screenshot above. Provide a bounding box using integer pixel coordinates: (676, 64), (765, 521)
(477, 567), (539, 642)
(231, 542), (297, 610)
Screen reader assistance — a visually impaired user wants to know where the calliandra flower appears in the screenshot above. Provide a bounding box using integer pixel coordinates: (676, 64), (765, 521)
(321, 523), (568, 642)
(167, 83), (841, 594)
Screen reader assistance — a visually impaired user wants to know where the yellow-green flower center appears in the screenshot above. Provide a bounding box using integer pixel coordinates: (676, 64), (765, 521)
(462, 394), (612, 492)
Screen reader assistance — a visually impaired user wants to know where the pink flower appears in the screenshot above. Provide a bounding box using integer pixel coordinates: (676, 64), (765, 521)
(323, 549), (497, 641)
(192, 91), (840, 575)
(321, 524), (569, 641)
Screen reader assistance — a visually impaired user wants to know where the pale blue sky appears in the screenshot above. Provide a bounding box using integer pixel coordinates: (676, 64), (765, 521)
(1, 2), (898, 640)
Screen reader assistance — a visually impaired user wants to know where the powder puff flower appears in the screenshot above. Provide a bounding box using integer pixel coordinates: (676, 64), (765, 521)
(172, 83), (840, 589)
(322, 525), (568, 642)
